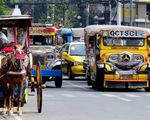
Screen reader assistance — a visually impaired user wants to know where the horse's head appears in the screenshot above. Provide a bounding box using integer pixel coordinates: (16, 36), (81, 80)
(11, 44), (27, 71)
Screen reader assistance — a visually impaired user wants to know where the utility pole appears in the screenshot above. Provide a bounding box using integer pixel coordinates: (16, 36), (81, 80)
(117, 1), (121, 25)
(86, 2), (89, 26)
(122, 0), (125, 25)
(109, 1), (112, 25)
(129, 0), (133, 26)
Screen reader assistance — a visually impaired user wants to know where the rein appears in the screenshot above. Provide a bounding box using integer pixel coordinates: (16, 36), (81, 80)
(0, 74), (6, 79)
(6, 53), (26, 75)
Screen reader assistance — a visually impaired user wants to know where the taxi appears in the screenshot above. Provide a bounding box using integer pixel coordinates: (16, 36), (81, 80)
(61, 42), (86, 79)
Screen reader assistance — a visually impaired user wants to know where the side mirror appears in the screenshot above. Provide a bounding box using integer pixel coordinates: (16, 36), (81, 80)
(62, 52), (68, 58)
(83, 59), (88, 69)
(147, 40), (150, 46)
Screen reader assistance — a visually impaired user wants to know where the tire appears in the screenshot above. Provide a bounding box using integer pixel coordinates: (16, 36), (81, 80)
(54, 77), (62, 88)
(92, 68), (104, 90)
(42, 76), (49, 84)
(68, 66), (74, 80)
(145, 71), (150, 92)
(145, 86), (150, 92)
(86, 67), (92, 86)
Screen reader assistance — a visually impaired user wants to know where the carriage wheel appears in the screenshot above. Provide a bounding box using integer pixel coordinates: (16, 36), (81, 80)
(36, 62), (42, 113)
(31, 76), (35, 92)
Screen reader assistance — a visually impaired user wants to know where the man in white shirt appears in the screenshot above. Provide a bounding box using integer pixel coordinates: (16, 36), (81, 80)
(0, 27), (10, 49)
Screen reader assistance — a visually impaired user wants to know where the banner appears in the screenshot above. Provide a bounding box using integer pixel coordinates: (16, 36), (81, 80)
(135, 0), (150, 3)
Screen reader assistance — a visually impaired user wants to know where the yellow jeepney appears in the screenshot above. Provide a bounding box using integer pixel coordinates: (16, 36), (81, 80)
(30, 23), (62, 88)
(84, 25), (150, 91)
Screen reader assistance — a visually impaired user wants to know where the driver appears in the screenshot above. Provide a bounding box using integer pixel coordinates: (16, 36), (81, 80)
(0, 27), (10, 50)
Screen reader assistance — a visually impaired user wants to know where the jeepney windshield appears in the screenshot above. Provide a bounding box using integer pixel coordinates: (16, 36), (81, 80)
(30, 35), (54, 45)
(70, 44), (86, 56)
(103, 37), (144, 46)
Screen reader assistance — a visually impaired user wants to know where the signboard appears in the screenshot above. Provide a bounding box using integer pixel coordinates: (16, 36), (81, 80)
(103, 30), (145, 38)
(135, 0), (150, 3)
(30, 27), (55, 36)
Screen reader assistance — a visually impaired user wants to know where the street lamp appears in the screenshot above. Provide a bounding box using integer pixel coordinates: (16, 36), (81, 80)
(77, 15), (82, 27)
(94, 15), (99, 24)
(47, 16), (51, 23)
(77, 15), (81, 20)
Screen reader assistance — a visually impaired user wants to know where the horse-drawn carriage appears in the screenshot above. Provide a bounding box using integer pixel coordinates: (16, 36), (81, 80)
(0, 15), (42, 115)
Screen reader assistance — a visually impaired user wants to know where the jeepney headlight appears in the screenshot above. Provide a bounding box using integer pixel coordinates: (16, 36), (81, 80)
(148, 64), (150, 68)
(109, 54), (118, 62)
(134, 55), (143, 62)
(97, 63), (104, 68)
(74, 62), (83, 66)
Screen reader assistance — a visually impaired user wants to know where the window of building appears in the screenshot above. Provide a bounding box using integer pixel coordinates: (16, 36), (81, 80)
(146, 4), (150, 13)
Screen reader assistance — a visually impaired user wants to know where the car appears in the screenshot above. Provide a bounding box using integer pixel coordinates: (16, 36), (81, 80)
(60, 42), (86, 79)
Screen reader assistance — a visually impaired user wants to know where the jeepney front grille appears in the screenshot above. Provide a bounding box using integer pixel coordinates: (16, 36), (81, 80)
(108, 52), (143, 70)
(33, 53), (46, 65)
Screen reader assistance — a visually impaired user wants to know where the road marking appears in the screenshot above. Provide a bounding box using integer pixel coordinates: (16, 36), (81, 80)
(143, 94), (150, 97)
(101, 93), (132, 102)
(124, 94), (140, 98)
(84, 93), (98, 97)
(65, 81), (87, 90)
(61, 93), (75, 97)
(43, 94), (54, 97)
(146, 106), (150, 109)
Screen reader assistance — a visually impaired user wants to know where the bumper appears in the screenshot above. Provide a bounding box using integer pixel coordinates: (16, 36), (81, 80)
(71, 65), (85, 75)
(104, 74), (149, 88)
(32, 69), (62, 77)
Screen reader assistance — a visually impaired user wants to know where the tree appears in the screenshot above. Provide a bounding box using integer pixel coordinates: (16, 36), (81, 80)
(48, 0), (77, 27)
(0, 0), (11, 15)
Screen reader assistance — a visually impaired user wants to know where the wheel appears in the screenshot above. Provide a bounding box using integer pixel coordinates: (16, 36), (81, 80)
(42, 76), (49, 84)
(54, 76), (62, 88)
(92, 67), (104, 90)
(145, 71), (150, 92)
(36, 63), (42, 113)
(68, 66), (74, 80)
(31, 77), (35, 92)
(86, 67), (92, 86)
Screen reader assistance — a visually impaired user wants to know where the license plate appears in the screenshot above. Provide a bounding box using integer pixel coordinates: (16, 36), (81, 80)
(120, 75), (133, 80)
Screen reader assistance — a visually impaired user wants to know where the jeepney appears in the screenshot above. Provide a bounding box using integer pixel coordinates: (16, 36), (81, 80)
(30, 24), (62, 88)
(84, 25), (150, 91)
(57, 27), (84, 44)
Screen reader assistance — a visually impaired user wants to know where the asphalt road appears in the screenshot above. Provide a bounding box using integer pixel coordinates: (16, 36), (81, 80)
(0, 77), (150, 120)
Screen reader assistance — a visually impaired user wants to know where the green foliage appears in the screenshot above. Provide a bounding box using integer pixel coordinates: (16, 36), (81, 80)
(48, 1), (77, 27)
(0, 0), (11, 15)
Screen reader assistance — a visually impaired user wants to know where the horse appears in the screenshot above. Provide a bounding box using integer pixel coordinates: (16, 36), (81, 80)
(0, 50), (12, 112)
(0, 44), (28, 115)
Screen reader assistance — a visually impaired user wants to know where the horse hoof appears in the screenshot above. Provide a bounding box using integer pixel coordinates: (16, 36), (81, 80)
(8, 111), (13, 116)
(18, 111), (22, 116)
(1, 109), (7, 115)
(1, 111), (7, 115)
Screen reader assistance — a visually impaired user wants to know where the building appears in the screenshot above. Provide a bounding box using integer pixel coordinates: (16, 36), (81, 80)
(134, 0), (150, 28)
